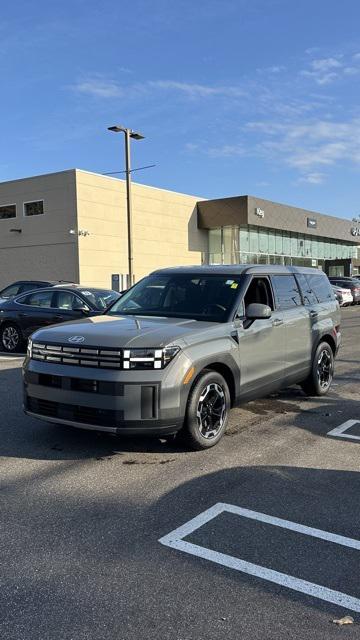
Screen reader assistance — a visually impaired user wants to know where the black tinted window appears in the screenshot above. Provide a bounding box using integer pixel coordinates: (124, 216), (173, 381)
(19, 283), (45, 294)
(295, 274), (318, 305)
(272, 275), (302, 309)
(25, 291), (53, 308)
(306, 274), (334, 303)
(107, 274), (242, 322)
(0, 284), (21, 297)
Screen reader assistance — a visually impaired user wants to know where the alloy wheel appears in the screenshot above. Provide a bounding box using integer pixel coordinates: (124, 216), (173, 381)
(317, 349), (333, 390)
(196, 382), (227, 439)
(2, 326), (20, 352)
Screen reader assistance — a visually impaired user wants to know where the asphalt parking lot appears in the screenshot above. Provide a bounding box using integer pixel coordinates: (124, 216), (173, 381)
(0, 306), (359, 640)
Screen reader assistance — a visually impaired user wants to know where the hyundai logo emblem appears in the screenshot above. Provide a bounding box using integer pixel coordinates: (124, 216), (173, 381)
(68, 336), (85, 343)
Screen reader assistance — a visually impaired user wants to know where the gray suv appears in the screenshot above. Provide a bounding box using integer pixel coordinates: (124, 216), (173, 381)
(23, 265), (340, 450)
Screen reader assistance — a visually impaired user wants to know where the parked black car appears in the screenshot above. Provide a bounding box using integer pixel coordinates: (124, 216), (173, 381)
(328, 277), (360, 304)
(0, 285), (121, 352)
(0, 280), (73, 303)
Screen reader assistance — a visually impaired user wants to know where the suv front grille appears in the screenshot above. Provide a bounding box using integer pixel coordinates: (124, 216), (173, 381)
(26, 397), (123, 427)
(32, 343), (122, 369)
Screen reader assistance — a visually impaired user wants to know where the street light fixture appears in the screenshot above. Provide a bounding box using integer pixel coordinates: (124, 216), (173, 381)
(108, 124), (145, 286)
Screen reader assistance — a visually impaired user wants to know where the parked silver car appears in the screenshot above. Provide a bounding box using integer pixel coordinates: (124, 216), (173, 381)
(331, 284), (353, 307)
(23, 265), (340, 450)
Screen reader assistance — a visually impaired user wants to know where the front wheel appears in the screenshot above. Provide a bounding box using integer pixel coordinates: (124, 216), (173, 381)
(1, 323), (23, 353)
(301, 342), (334, 396)
(182, 370), (230, 450)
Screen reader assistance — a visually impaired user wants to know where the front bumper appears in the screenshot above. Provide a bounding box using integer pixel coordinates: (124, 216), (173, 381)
(23, 353), (191, 436)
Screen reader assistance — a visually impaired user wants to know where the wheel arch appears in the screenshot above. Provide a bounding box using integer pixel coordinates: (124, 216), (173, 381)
(317, 333), (336, 356)
(189, 361), (237, 407)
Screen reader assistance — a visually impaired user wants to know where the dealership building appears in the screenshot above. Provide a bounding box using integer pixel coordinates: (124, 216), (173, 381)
(0, 169), (359, 290)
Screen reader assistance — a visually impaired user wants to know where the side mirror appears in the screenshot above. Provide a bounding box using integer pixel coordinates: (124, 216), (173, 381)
(246, 303), (272, 320)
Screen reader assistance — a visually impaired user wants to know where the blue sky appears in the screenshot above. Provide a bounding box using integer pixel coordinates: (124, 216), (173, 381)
(1, 0), (360, 218)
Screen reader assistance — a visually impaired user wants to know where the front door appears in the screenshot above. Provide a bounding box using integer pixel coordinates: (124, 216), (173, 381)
(234, 276), (285, 396)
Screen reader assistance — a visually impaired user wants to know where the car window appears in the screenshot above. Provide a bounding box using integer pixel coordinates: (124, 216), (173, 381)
(52, 291), (82, 311)
(306, 274), (334, 303)
(271, 275), (302, 309)
(19, 283), (45, 294)
(295, 274), (318, 305)
(107, 274), (243, 322)
(79, 289), (119, 310)
(0, 284), (21, 297)
(243, 277), (274, 312)
(24, 290), (54, 308)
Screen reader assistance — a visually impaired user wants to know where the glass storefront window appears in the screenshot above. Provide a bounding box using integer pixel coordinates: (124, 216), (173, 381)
(249, 227), (259, 253)
(239, 226), (250, 253)
(207, 224), (358, 269)
(259, 228), (268, 254)
(283, 232), (291, 256)
(275, 231), (283, 254)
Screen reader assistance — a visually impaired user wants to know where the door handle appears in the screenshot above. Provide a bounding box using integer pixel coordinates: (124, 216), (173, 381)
(52, 315), (64, 321)
(272, 318), (283, 327)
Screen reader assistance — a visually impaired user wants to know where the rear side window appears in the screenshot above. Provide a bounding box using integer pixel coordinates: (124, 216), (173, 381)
(23, 291), (54, 308)
(19, 283), (46, 294)
(295, 274), (318, 305)
(0, 284), (21, 297)
(271, 275), (302, 309)
(306, 274), (334, 303)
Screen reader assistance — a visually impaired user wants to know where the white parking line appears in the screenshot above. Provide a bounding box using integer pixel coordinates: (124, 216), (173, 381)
(159, 503), (360, 612)
(327, 420), (360, 442)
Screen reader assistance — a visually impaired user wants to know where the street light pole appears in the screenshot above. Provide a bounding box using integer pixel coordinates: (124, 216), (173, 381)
(108, 124), (145, 287)
(124, 128), (134, 286)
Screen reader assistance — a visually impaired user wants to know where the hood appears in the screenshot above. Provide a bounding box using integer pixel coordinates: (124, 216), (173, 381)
(31, 314), (217, 349)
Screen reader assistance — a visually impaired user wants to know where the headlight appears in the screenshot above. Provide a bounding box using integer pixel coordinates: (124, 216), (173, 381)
(27, 338), (33, 359)
(123, 346), (180, 370)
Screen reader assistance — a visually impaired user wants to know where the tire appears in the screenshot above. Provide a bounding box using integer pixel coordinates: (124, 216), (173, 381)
(181, 370), (231, 450)
(301, 342), (334, 396)
(0, 323), (23, 353)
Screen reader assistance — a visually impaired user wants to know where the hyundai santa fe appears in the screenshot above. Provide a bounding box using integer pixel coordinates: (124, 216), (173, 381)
(23, 265), (340, 450)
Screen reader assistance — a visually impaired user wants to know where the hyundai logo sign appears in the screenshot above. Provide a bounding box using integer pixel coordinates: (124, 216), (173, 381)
(351, 227), (360, 237)
(68, 336), (85, 343)
(307, 218), (317, 229)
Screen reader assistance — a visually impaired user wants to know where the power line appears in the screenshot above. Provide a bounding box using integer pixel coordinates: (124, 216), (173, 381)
(103, 164), (156, 176)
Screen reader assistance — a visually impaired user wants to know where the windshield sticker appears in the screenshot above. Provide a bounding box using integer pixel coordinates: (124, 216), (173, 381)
(231, 283), (238, 289)
(226, 280), (235, 285)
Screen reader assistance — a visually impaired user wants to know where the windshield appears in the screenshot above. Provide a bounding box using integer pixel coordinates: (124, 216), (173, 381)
(80, 289), (120, 310)
(106, 273), (243, 322)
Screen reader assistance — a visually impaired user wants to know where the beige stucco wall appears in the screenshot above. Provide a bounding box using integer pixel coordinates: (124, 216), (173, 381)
(76, 170), (207, 288)
(0, 171), (79, 289)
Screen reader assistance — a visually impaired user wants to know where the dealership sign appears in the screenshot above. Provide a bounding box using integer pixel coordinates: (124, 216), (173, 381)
(351, 227), (360, 237)
(307, 217), (317, 229)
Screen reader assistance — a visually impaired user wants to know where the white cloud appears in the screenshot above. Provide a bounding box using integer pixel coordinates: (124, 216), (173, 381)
(207, 144), (246, 158)
(245, 118), (360, 174)
(344, 66), (359, 75)
(300, 52), (360, 84)
(71, 79), (124, 98)
(148, 80), (245, 98)
(311, 57), (342, 71)
(298, 173), (326, 185)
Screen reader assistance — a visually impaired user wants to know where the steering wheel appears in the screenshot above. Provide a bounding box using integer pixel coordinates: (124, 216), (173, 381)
(202, 303), (226, 316)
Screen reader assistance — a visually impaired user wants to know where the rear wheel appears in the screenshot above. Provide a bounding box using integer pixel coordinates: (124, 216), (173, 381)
(182, 370), (230, 450)
(1, 323), (23, 353)
(301, 342), (334, 396)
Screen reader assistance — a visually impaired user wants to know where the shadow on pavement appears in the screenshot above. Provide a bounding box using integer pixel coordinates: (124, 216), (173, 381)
(1, 465), (360, 640)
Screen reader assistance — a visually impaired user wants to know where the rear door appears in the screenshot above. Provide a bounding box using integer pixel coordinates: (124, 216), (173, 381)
(271, 274), (311, 383)
(15, 290), (57, 337)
